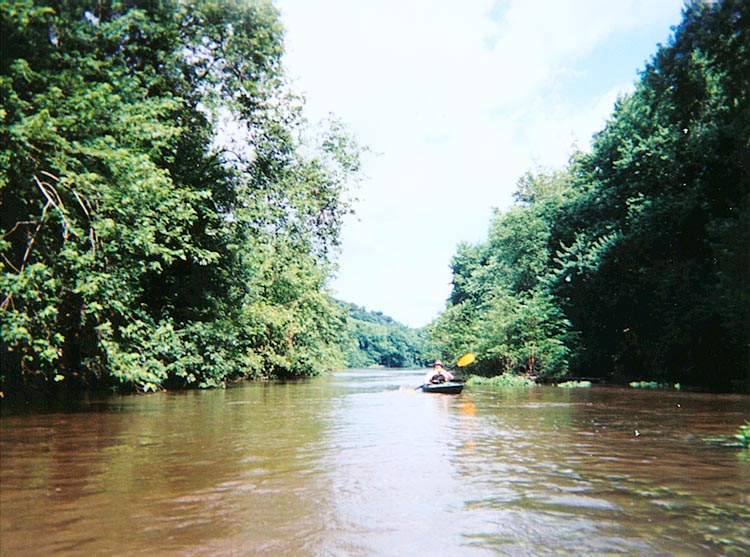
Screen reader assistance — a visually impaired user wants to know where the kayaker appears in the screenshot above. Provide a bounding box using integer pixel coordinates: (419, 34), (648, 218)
(425, 360), (454, 384)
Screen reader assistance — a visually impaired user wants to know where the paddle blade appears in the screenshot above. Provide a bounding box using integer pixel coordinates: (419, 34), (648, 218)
(457, 353), (476, 367)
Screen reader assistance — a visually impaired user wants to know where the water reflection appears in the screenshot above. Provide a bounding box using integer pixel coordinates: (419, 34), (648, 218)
(1, 371), (749, 556)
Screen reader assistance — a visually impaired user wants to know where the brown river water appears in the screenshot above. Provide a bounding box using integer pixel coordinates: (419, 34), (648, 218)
(1, 369), (748, 556)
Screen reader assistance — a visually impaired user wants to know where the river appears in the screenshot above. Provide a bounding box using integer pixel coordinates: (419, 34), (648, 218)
(1, 369), (748, 556)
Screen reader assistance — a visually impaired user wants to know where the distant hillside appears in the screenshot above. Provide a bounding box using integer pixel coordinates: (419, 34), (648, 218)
(337, 301), (429, 368)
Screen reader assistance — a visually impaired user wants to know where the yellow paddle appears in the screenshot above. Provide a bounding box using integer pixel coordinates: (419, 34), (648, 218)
(450, 352), (476, 383)
(456, 352), (476, 368)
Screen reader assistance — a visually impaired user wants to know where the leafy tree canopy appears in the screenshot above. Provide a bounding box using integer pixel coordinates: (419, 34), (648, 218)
(1, 0), (363, 396)
(431, 0), (749, 392)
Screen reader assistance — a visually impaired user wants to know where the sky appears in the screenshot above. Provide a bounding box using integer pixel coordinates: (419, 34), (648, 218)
(274, 0), (686, 328)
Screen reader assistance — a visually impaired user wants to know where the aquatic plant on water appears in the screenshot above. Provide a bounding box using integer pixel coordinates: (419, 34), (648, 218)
(629, 381), (680, 390)
(557, 380), (592, 388)
(734, 422), (750, 448)
(466, 375), (536, 387)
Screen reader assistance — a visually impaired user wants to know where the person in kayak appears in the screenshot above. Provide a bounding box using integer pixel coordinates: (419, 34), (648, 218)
(425, 360), (454, 384)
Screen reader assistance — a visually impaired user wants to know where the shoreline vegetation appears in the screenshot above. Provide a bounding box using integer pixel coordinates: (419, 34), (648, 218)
(427, 0), (749, 394)
(2, 1), (749, 402)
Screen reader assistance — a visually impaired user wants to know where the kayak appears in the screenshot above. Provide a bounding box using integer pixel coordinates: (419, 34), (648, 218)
(421, 382), (464, 394)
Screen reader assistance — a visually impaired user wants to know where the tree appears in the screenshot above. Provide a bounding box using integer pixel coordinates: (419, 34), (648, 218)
(433, 1), (749, 391)
(431, 168), (576, 378)
(552, 0), (749, 389)
(1, 1), (362, 395)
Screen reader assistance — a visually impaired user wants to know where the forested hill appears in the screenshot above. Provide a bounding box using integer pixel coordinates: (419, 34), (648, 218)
(337, 301), (428, 368)
(429, 0), (749, 392)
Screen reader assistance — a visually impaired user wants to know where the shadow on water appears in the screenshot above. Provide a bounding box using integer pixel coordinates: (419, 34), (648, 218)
(1, 370), (748, 556)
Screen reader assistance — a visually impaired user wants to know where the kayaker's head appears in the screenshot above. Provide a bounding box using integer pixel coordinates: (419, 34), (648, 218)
(433, 360), (444, 369)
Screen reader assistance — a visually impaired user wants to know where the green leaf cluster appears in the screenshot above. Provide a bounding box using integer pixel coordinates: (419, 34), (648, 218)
(1, 1), (362, 396)
(431, 1), (749, 391)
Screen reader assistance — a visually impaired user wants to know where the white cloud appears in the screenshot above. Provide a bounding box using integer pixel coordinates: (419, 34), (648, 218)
(275, 0), (685, 327)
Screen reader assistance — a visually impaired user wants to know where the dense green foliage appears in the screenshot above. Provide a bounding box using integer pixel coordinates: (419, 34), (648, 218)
(338, 301), (427, 368)
(431, 1), (749, 391)
(1, 0), (362, 395)
(429, 168), (578, 379)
